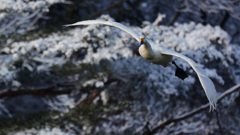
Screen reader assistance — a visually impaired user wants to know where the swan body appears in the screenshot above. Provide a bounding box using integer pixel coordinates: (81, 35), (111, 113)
(65, 20), (217, 111)
(139, 38), (172, 67)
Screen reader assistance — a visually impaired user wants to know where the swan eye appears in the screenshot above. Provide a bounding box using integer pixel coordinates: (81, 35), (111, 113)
(140, 37), (144, 44)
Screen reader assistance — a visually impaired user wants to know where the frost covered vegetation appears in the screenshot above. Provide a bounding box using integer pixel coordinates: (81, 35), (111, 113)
(0, 0), (240, 135)
(0, 0), (67, 45)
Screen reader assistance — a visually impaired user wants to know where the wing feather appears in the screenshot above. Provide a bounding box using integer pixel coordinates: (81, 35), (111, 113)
(64, 20), (141, 43)
(65, 20), (217, 111)
(158, 47), (217, 111)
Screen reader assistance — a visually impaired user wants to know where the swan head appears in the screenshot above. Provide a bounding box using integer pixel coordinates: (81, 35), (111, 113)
(138, 37), (154, 60)
(139, 37), (172, 67)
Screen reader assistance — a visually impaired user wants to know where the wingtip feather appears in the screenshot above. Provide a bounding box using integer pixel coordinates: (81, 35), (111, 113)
(208, 95), (217, 112)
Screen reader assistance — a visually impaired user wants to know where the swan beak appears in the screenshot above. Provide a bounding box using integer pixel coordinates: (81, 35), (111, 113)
(140, 37), (144, 44)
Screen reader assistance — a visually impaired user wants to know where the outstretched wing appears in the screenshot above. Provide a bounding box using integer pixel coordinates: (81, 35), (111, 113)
(65, 20), (217, 111)
(64, 20), (141, 43)
(158, 46), (217, 111)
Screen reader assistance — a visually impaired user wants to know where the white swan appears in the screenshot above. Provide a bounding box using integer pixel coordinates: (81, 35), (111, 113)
(65, 20), (217, 111)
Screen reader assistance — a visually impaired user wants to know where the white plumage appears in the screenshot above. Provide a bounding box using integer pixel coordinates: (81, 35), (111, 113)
(65, 20), (217, 111)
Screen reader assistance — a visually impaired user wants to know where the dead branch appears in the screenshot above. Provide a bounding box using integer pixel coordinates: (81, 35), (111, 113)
(146, 84), (240, 135)
(0, 85), (73, 98)
(168, 0), (185, 26)
(168, 11), (181, 26)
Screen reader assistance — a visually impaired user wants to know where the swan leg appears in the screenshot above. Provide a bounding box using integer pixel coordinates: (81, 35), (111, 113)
(172, 61), (188, 80)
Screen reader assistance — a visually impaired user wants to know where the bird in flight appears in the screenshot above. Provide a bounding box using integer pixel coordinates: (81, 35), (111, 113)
(65, 20), (217, 111)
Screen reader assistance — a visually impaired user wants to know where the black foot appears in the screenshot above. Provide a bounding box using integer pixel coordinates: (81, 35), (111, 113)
(172, 61), (188, 80)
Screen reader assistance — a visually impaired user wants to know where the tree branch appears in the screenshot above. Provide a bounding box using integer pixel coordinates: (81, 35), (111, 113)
(0, 85), (73, 98)
(147, 84), (240, 135)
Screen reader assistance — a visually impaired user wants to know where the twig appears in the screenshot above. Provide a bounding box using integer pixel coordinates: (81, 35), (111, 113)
(219, 11), (230, 27)
(148, 84), (240, 135)
(168, 0), (184, 26)
(216, 111), (223, 135)
(142, 122), (151, 135)
(168, 11), (181, 26)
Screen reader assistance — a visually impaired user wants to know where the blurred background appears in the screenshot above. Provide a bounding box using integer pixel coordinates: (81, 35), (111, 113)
(0, 0), (239, 134)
